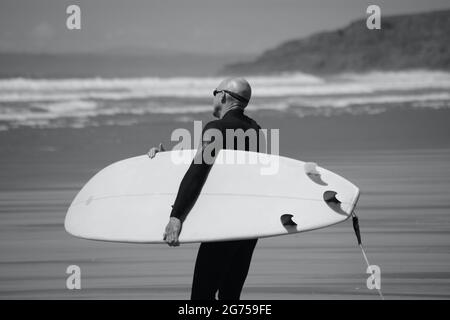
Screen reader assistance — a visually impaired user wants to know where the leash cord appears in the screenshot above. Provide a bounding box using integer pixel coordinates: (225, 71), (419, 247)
(351, 211), (385, 300)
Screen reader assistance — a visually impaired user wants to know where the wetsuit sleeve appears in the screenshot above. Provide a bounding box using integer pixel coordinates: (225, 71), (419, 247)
(256, 123), (266, 153)
(169, 121), (221, 220)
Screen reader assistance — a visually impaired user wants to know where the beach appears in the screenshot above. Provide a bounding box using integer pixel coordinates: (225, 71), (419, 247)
(2, 0), (450, 302)
(1, 95), (450, 299)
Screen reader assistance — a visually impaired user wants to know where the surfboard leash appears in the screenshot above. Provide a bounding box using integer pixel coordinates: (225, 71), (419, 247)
(351, 210), (385, 300)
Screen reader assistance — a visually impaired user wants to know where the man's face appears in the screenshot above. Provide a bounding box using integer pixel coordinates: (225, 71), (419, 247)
(213, 79), (232, 118)
(212, 88), (224, 118)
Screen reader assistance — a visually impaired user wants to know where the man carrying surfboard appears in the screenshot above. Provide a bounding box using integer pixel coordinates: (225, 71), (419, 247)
(148, 78), (263, 300)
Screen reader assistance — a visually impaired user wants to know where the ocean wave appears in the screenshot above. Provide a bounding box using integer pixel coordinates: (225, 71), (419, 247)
(0, 70), (450, 130)
(0, 71), (449, 103)
(280, 92), (450, 109)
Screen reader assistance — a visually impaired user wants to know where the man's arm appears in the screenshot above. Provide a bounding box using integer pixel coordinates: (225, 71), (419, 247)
(163, 122), (220, 246)
(169, 147), (213, 220)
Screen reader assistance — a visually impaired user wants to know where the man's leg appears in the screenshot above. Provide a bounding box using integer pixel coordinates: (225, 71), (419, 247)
(217, 239), (258, 300)
(190, 241), (238, 300)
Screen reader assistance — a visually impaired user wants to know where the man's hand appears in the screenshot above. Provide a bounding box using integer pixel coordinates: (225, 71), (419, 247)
(147, 143), (165, 158)
(163, 217), (182, 247)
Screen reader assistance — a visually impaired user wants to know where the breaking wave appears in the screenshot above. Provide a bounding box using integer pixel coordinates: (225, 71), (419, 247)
(0, 70), (449, 130)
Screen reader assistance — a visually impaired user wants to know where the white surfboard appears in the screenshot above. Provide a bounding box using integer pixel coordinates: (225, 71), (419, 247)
(65, 149), (360, 243)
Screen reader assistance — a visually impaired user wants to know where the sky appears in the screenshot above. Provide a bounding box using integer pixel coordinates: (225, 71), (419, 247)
(1, 0), (449, 55)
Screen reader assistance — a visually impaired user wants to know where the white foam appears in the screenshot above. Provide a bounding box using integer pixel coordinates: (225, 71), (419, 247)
(1, 71), (449, 103)
(33, 100), (98, 113)
(282, 92), (450, 109)
(1, 70), (450, 130)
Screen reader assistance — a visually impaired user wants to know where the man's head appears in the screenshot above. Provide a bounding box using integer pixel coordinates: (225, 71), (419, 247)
(213, 78), (252, 118)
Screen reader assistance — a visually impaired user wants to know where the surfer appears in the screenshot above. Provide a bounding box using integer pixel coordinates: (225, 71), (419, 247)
(148, 78), (263, 300)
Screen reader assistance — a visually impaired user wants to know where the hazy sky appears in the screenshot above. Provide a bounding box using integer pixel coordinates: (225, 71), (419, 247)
(1, 0), (449, 55)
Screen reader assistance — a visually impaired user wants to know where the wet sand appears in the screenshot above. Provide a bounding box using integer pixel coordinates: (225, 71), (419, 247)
(1, 108), (450, 299)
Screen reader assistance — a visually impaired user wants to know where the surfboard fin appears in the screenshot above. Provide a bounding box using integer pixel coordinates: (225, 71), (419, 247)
(323, 191), (347, 215)
(305, 162), (327, 186)
(280, 214), (297, 226)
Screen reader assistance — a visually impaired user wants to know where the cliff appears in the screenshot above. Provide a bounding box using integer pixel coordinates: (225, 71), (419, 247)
(222, 10), (450, 75)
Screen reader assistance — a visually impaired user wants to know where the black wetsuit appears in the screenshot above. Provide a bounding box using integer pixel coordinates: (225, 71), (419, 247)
(170, 108), (262, 300)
